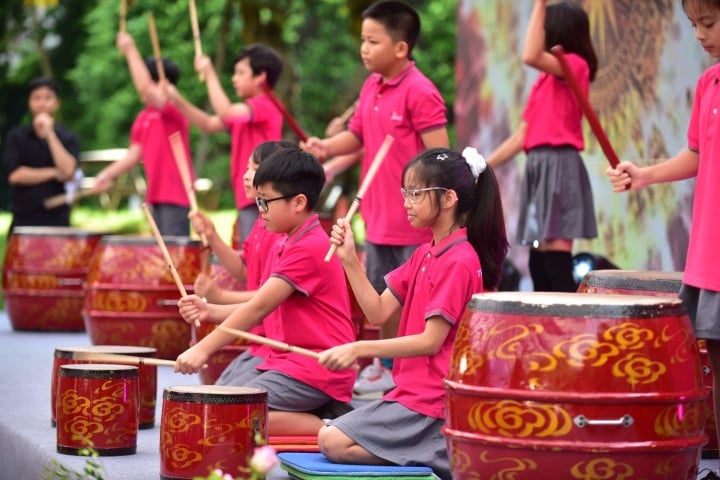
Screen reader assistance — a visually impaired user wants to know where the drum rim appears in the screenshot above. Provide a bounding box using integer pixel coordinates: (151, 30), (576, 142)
(59, 363), (139, 378)
(163, 385), (267, 403)
(581, 269), (683, 292)
(9, 226), (107, 236)
(54, 345), (157, 358)
(99, 235), (202, 246)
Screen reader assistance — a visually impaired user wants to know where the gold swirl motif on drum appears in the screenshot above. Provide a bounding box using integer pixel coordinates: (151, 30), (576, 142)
(611, 352), (666, 386)
(64, 417), (105, 439)
(475, 451), (538, 480)
(654, 454), (699, 476)
(603, 322), (654, 351)
(487, 322), (557, 372)
(569, 457), (634, 480)
(59, 389), (91, 416)
(165, 443), (203, 469)
(553, 333), (621, 368)
(657, 324), (694, 365)
(91, 397), (126, 422)
(450, 320), (484, 376)
(149, 320), (190, 352)
(39, 298), (80, 325)
(90, 291), (148, 312)
(468, 399), (573, 438)
(6, 273), (58, 289)
(654, 403), (705, 437)
(45, 240), (93, 269)
(450, 447), (473, 475)
(164, 407), (202, 433)
(198, 418), (252, 455)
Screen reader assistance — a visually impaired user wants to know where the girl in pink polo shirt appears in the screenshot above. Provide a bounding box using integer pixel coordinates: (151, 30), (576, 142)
(608, 2), (720, 478)
(487, 0), (599, 292)
(319, 147), (508, 480)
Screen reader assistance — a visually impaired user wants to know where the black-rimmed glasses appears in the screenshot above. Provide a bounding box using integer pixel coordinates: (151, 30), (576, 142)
(255, 194), (295, 212)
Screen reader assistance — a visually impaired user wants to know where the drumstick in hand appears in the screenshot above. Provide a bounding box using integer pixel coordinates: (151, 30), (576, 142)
(260, 81), (308, 143)
(71, 351), (208, 369)
(119, 0), (127, 33)
(217, 325), (320, 359)
(188, 0), (204, 82)
(148, 12), (166, 83)
(141, 202), (200, 327)
(324, 134), (394, 262)
(168, 133), (209, 245)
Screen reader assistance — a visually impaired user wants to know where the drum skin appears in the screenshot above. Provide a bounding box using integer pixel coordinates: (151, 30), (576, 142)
(83, 235), (201, 359)
(56, 364), (139, 456)
(578, 270), (717, 457)
(160, 385), (268, 479)
(2, 227), (104, 331)
(51, 346), (157, 429)
(444, 292), (707, 480)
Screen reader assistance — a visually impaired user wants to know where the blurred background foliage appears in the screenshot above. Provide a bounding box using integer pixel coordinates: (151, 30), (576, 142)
(0, 0), (457, 210)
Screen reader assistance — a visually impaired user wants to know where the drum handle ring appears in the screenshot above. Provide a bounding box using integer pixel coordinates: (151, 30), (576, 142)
(57, 278), (84, 286)
(573, 414), (634, 428)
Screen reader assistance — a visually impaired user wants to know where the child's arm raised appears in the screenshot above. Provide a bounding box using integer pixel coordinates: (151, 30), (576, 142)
(522, 0), (563, 77)
(117, 32), (167, 108)
(167, 85), (225, 133)
(194, 54), (249, 119)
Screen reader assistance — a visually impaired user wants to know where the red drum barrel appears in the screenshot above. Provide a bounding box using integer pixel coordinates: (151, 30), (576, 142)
(83, 235), (202, 359)
(444, 292), (707, 480)
(577, 269), (717, 458)
(160, 385), (268, 479)
(56, 363), (139, 456)
(51, 346), (157, 429)
(2, 227), (104, 331)
(194, 254), (249, 385)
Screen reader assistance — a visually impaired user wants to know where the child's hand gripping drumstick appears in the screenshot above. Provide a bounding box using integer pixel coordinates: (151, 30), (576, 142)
(147, 12), (166, 83)
(141, 202), (200, 327)
(324, 134), (394, 262)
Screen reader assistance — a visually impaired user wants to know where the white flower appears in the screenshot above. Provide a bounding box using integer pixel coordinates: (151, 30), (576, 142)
(249, 445), (279, 474)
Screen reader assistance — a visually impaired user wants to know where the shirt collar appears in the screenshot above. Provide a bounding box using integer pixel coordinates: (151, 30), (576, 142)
(428, 227), (468, 257)
(373, 61), (416, 88)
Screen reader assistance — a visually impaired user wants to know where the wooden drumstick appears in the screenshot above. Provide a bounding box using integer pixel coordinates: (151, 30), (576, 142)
(71, 351), (208, 369)
(324, 134), (394, 262)
(339, 101), (357, 124)
(141, 203), (200, 327)
(119, 0), (127, 33)
(217, 325), (320, 359)
(188, 0), (204, 82)
(148, 12), (166, 83)
(44, 189), (96, 210)
(260, 81), (308, 142)
(168, 132), (209, 248)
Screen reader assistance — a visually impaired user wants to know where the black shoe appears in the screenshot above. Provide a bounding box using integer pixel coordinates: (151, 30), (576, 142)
(698, 468), (720, 480)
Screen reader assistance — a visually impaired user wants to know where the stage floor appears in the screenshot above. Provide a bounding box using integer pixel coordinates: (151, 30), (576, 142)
(0, 311), (717, 480)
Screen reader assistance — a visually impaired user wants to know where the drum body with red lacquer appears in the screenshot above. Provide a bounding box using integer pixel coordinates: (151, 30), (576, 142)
(160, 385), (268, 479)
(83, 235), (201, 359)
(51, 345), (157, 429)
(2, 227), (104, 331)
(56, 363), (139, 456)
(444, 292), (707, 480)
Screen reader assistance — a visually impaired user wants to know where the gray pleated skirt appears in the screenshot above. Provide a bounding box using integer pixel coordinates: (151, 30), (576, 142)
(517, 146), (598, 245)
(327, 400), (450, 480)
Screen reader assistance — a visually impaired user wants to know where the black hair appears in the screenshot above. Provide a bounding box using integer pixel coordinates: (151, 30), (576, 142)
(144, 57), (180, 85)
(253, 149), (325, 211)
(362, 1), (420, 55)
(28, 77), (59, 96)
(252, 140), (298, 166)
(545, 2), (598, 81)
(234, 44), (284, 88)
(402, 147), (509, 291)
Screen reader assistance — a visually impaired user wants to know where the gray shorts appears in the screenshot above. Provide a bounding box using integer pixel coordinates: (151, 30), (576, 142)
(680, 284), (720, 340)
(215, 350), (264, 386)
(150, 203), (190, 236)
(327, 400), (450, 480)
(364, 242), (419, 294)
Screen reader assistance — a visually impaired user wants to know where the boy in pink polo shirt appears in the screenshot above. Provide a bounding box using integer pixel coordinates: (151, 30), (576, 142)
(169, 44), (284, 245)
(303, 0), (449, 397)
(93, 32), (192, 236)
(319, 147), (508, 480)
(176, 149), (356, 436)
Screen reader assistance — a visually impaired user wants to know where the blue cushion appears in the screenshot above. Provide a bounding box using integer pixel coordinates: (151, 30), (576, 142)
(278, 452), (437, 479)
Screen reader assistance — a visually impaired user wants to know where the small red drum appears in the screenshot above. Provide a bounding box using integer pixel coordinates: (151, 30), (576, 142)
(83, 235), (202, 359)
(578, 269), (682, 296)
(51, 346), (157, 429)
(56, 363), (139, 456)
(194, 254), (249, 385)
(444, 292), (707, 480)
(160, 385), (268, 479)
(2, 226), (104, 331)
(577, 269), (717, 458)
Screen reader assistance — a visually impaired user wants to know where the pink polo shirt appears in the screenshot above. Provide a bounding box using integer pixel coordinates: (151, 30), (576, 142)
(241, 215), (282, 358)
(257, 214), (356, 402)
(130, 104), (191, 207)
(684, 63), (720, 292)
(384, 228), (482, 419)
(348, 62), (446, 246)
(225, 94), (283, 209)
(522, 53), (588, 151)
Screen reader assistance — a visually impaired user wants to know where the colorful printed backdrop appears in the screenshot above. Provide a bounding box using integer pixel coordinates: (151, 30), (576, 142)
(456, 0), (705, 287)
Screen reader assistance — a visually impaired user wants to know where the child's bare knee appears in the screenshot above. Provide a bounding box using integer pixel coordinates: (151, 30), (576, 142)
(318, 425), (345, 460)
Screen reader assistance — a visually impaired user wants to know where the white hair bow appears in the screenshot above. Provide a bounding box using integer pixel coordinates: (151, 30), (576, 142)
(462, 146), (487, 179)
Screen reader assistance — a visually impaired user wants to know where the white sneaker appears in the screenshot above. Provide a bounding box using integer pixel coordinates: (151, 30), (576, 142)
(353, 359), (395, 399)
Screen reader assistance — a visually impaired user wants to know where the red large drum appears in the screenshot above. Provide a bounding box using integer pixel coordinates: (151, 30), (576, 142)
(51, 346), (157, 429)
(578, 269), (717, 458)
(2, 227), (104, 331)
(160, 385), (268, 479)
(444, 292), (707, 480)
(83, 235), (202, 359)
(56, 363), (139, 456)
